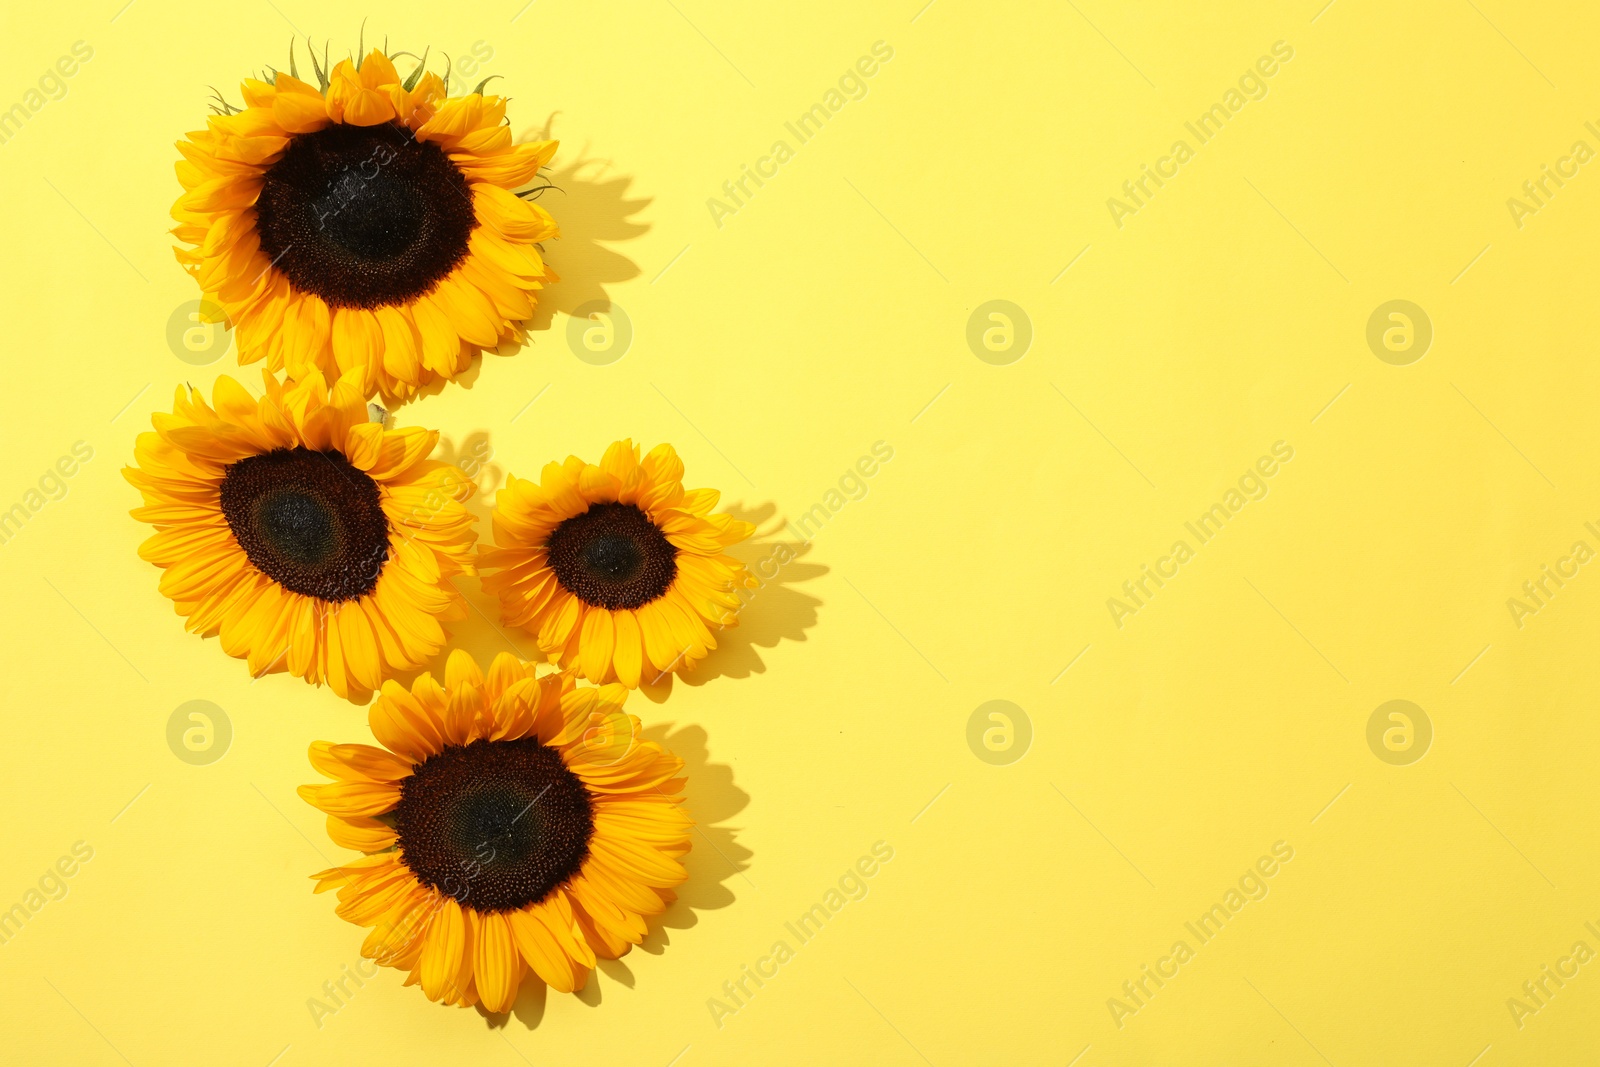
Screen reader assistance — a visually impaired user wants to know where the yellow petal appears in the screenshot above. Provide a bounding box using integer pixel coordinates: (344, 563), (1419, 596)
(331, 306), (383, 378)
(374, 305), (423, 384)
(475, 911), (520, 1012)
(326, 814), (398, 852)
(420, 896), (466, 1001)
(272, 88), (329, 134)
(296, 779), (400, 818)
(611, 610), (643, 688)
(445, 648), (486, 689)
(507, 906), (579, 993)
(578, 607), (615, 682)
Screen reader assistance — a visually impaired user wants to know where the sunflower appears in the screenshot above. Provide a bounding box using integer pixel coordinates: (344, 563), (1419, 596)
(299, 650), (691, 1008)
(479, 441), (756, 687)
(124, 366), (476, 699)
(171, 44), (559, 404)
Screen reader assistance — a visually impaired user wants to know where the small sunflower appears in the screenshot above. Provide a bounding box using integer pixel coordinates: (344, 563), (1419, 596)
(479, 441), (756, 687)
(124, 366), (476, 699)
(172, 43), (559, 404)
(300, 650), (691, 1008)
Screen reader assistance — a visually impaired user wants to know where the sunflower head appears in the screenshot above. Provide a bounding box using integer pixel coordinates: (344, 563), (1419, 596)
(479, 440), (757, 687)
(172, 44), (559, 405)
(124, 366), (477, 699)
(300, 650), (692, 1009)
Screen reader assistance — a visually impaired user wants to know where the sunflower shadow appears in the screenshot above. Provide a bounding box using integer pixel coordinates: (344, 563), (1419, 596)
(484, 721), (750, 1026)
(638, 502), (827, 704)
(515, 118), (650, 333)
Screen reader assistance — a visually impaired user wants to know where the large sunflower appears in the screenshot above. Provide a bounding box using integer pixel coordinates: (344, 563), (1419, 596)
(479, 440), (756, 687)
(300, 650), (691, 1008)
(124, 366), (476, 699)
(171, 45), (558, 404)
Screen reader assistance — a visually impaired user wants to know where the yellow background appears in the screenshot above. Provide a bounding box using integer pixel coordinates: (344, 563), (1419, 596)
(1, 0), (1597, 1063)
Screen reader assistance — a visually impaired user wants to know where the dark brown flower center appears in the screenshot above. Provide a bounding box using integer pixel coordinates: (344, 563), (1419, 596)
(546, 502), (678, 610)
(254, 122), (477, 309)
(394, 738), (594, 912)
(219, 446), (389, 601)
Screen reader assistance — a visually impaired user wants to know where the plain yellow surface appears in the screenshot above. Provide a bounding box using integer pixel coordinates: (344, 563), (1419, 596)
(2, 1), (1599, 1063)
